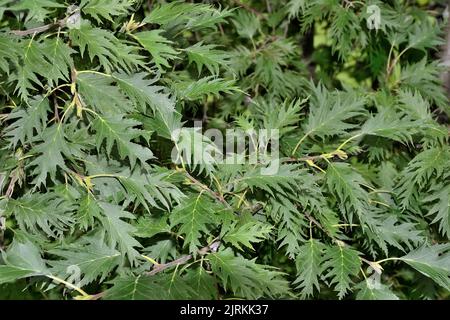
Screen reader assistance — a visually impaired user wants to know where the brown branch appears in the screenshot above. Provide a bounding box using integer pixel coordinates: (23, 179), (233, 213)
(283, 154), (328, 163)
(11, 24), (55, 36)
(146, 240), (221, 276)
(10, 6), (79, 37)
(231, 0), (263, 17)
(183, 171), (229, 207)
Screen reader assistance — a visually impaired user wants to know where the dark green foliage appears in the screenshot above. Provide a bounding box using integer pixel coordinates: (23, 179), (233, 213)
(0, 0), (449, 300)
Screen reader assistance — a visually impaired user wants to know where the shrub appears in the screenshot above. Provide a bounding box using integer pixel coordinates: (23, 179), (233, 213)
(0, 0), (449, 300)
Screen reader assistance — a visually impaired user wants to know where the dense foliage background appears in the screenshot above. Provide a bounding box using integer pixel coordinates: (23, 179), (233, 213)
(0, 0), (449, 300)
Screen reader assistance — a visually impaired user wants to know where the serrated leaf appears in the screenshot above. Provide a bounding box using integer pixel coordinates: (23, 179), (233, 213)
(97, 202), (142, 265)
(134, 216), (171, 238)
(92, 114), (153, 167)
(322, 245), (361, 299)
(29, 124), (84, 187)
(208, 248), (291, 299)
(301, 84), (365, 141)
(224, 221), (272, 251)
(80, 0), (132, 23)
(2, 192), (74, 238)
(49, 239), (121, 286)
(355, 280), (399, 300)
(175, 76), (239, 101)
(8, 0), (64, 22)
(76, 72), (131, 114)
(398, 244), (450, 291)
(294, 239), (325, 298)
(326, 162), (371, 225)
(185, 42), (230, 75)
(4, 96), (49, 148)
(113, 72), (175, 114)
(134, 30), (178, 69)
(104, 273), (196, 300)
(170, 193), (226, 253)
(0, 240), (49, 284)
(424, 184), (450, 238)
(70, 23), (143, 73)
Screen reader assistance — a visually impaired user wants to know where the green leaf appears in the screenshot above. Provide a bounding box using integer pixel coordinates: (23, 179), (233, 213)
(143, 240), (177, 264)
(134, 30), (179, 69)
(272, 195), (308, 258)
(8, 0), (64, 22)
(400, 60), (448, 111)
(0, 240), (49, 284)
(325, 162), (370, 224)
(398, 244), (450, 291)
(113, 72), (175, 114)
(80, 0), (132, 23)
(12, 36), (73, 97)
(143, 1), (194, 25)
(104, 274), (168, 300)
(175, 76), (239, 101)
(322, 245), (361, 299)
(143, 2), (232, 31)
(172, 127), (220, 176)
(92, 114), (154, 167)
(170, 193), (227, 253)
(97, 202), (142, 265)
(369, 215), (423, 255)
(3, 192), (74, 238)
(223, 221), (272, 251)
(105, 273), (196, 300)
(396, 146), (450, 210)
(185, 42), (230, 75)
(355, 280), (399, 300)
(76, 72), (131, 114)
(49, 238), (121, 286)
(236, 164), (305, 197)
(4, 96), (49, 148)
(208, 248), (291, 299)
(259, 98), (306, 136)
(134, 216), (171, 238)
(359, 110), (419, 145)
(424, 184), (450, 238)
(0, 33), (18, 74)
(301, 84), (365, 141)
(29, 124), (84, 187)
(118, 170), (184, 211)
(184, 267), (218, 299)
(70, 23), (143, 73)
(40, 37), (74, 87)
(294, 239), (325, 298)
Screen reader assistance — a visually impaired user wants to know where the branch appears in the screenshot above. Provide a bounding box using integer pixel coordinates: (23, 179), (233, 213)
(145, 240), (221, 276)
(10, 5), (80, 37)
(182, 170), (232, 210)
(231, 0), (264, 17)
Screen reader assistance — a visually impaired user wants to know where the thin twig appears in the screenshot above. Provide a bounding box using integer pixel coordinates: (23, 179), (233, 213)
(231, 0), (263, 17)
(183, 170), (228, 207)
(146, 240), (221, 276)
(10, 6), (79, 37)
